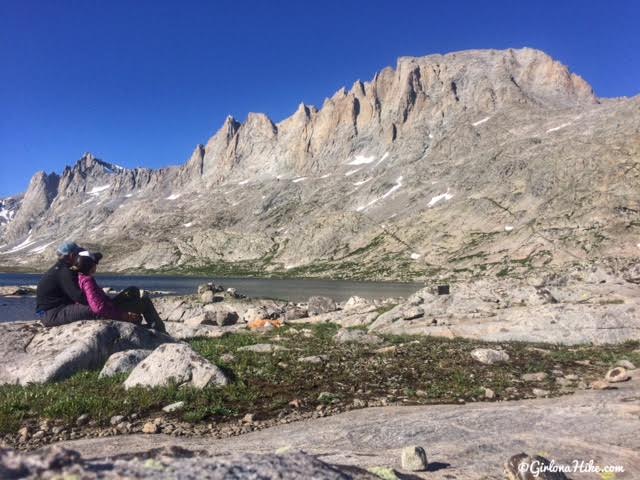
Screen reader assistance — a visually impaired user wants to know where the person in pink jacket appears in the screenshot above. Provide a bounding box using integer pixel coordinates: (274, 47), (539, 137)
(74, 252), (166, 332)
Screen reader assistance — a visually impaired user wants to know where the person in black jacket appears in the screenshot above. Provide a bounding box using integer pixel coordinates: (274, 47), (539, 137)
(36, 241), (98, 326)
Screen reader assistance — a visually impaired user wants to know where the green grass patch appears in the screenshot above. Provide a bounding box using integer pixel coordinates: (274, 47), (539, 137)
(1, 325), (638, 441)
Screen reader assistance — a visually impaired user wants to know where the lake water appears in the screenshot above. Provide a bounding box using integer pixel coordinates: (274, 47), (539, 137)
(0, 272), (423, 323)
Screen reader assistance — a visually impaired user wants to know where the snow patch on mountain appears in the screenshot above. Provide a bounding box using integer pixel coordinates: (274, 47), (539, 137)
(1, 232), (36, 254)
(356, 176), (403, 212)
(546, 122), (572, 133)
(30, 240), (56, 254)
(347, 155), (375, 166)
(88, 184), (111, 195)
(374, 152), (390, 166)
(353, 178), (372, 186)
(0, 207), (15, 222)
(428, 190), (454, 207)
(472, 116), (491, 126)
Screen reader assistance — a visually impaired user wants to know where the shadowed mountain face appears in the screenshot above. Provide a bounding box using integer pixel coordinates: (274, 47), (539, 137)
(1, 48), (639, 280)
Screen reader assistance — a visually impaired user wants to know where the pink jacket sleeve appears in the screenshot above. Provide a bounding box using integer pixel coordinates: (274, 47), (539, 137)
(78, 274), (128, 321)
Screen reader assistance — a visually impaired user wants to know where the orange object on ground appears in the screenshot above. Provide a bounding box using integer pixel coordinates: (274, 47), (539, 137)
(248, 318), (284, 330)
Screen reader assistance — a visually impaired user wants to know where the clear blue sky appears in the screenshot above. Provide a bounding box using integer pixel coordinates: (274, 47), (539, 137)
(1, 0), (638, 197)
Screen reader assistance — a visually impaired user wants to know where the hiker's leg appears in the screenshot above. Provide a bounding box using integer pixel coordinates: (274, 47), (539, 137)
(42, 305), (96, 327)
(112, 287), (149, 316)
(112, 290), (165, 332)
(140, 296), (165, 332)
(112, 287), (140, 308)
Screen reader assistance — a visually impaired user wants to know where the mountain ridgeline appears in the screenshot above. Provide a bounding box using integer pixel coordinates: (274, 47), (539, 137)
(1, 48), (639, 281)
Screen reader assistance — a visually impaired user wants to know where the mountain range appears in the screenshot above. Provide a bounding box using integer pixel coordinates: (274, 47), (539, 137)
(1, 47), (639, 281)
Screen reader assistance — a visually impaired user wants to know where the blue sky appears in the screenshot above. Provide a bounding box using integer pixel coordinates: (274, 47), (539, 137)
(1, 0), (638, 197)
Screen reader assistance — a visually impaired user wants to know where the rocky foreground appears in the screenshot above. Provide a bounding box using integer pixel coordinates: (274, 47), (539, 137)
(3, 264), (637, 386)
(1, 272), (639, 478)
(1, 372), (638, 479)
(1, 448), (383, 479)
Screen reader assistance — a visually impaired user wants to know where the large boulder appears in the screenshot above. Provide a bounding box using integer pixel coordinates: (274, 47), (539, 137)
(367, 307), (401, 331)
(0, 447), (374, 479)
(285, 305), (378, 327)
(99, 349), (151, 378)
(164, 322), (244, 340)
(201, 290), (223, 304)
(284, 305), (308, 321)
(343, 296), (371, 311)
(184, 308), (239, 327)
(242, 305), (283, 323)
(471, 348), (510, 365)
(308, 296), (337, 316)
(124, 343), (229, 389)
(197, 282), (224, 294)
(0, 321), (173, 385)
(154, 298), (192, 322)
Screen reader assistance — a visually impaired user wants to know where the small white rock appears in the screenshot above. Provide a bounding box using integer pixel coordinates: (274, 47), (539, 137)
(242, 413), (254, 424)
(110, 415), (125, 426)
(142, 422), (158, 434)
(532, 388), (550, 397)
(605, 367), (631, 383)
(162, 401), (185, 413)
(400, 445), (428, 471)
(298, 355), (328, 364)
(521, 372), (548, 382)
(237, 343), (288, 353)
(470, 348), (510, 365)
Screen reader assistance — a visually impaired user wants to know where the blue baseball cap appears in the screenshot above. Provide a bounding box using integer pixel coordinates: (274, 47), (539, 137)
(56, 241), (84, 256)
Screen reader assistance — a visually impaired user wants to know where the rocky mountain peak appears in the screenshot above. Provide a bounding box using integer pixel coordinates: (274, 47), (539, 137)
(507, 48), (597, 105)
(185, 48), (602, 185)
(4, 171), (59, 243)
(183, 144), (206, 177)
(54, 154), (126, 198)
(223, 115), (241, 134)
(62, 153), (125, 179)
(289, 103), (316, 122)
(245, 113), (277, 136)
(350, 80), (366, 96)
(330, 87), (348, 101)
(200, 116), (243, 178)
